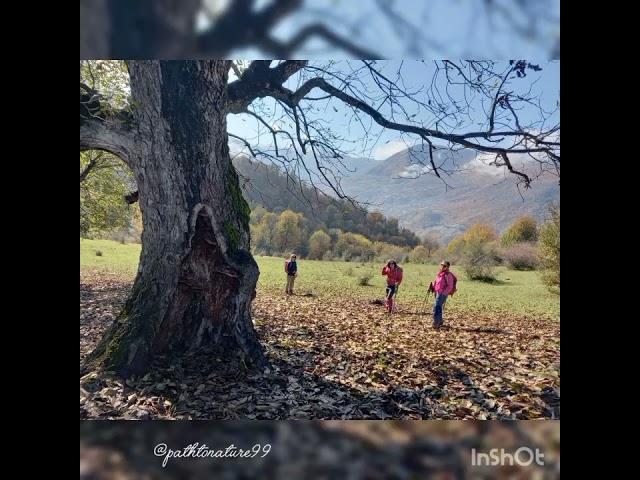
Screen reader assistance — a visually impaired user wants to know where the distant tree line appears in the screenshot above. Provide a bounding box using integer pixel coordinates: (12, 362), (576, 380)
(443, 207), (560, 292)
(234, 155), (420, 249)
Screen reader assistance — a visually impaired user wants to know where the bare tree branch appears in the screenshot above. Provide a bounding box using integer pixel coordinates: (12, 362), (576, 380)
(196, 0), (303, 56)
(228, 60), (558, 191)
(80, 119), (136, 165)
(80, 83), (137, 165)
(80, 151), (104, 183)
(259, 24), (380, 58)
(229, 62), (242, 79)
(228, 133), (259, 158)
(227, 61), (309, 113)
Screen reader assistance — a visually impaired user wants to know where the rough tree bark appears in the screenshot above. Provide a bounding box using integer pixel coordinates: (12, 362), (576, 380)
(81, 61), (266, 377)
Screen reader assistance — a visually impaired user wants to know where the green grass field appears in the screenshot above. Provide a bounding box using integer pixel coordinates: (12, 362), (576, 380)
(81, 238), (559, 420)
(80, 238), (559, 320)
(81, 238), (142, 274)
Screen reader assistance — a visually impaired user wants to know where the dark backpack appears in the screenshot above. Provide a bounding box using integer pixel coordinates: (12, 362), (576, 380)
(285, 260), (296, 275)
(449, 272), (458, 295)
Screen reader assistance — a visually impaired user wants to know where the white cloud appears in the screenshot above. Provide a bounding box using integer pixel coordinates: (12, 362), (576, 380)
(467, 153), (508, 178)
(469, 149), (551, 178)
(398, 164), (430, 178)
(373, 139), (410, 160)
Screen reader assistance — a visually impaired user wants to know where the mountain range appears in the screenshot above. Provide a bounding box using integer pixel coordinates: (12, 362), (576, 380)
(234, 146), (559, 244)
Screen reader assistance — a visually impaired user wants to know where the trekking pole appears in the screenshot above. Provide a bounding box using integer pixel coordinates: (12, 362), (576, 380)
(393, 289), (399, 313)
(418, 292), (429, 314)
(418, 282), (435, 315)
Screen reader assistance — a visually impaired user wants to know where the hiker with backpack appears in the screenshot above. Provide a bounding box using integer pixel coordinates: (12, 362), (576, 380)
(382, 259), (403, 313)
(430, 260), (457, 329)
(284, 253), (298, 295)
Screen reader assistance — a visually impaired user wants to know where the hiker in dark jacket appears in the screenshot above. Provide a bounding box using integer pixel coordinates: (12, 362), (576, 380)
(285, 253), (298, 295)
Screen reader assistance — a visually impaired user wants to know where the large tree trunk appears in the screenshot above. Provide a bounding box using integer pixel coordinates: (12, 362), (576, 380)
(84, 61), (266, 378)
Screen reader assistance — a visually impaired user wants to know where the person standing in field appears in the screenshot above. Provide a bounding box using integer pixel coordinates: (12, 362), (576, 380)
(284, 253), (298, 295)
(431, 260), (457, 329)
(382, 259), (403, 313)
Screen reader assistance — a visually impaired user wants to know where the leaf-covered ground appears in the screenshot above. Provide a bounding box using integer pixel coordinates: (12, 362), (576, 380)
(80, 270), (559, 420)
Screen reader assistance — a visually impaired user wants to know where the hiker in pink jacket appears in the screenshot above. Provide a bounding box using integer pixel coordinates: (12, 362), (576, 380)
(382, 259), (403, 313)
(431, 260), (457, 328)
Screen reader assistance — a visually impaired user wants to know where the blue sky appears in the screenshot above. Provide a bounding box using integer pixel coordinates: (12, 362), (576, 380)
(227, 60), (559, 161)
